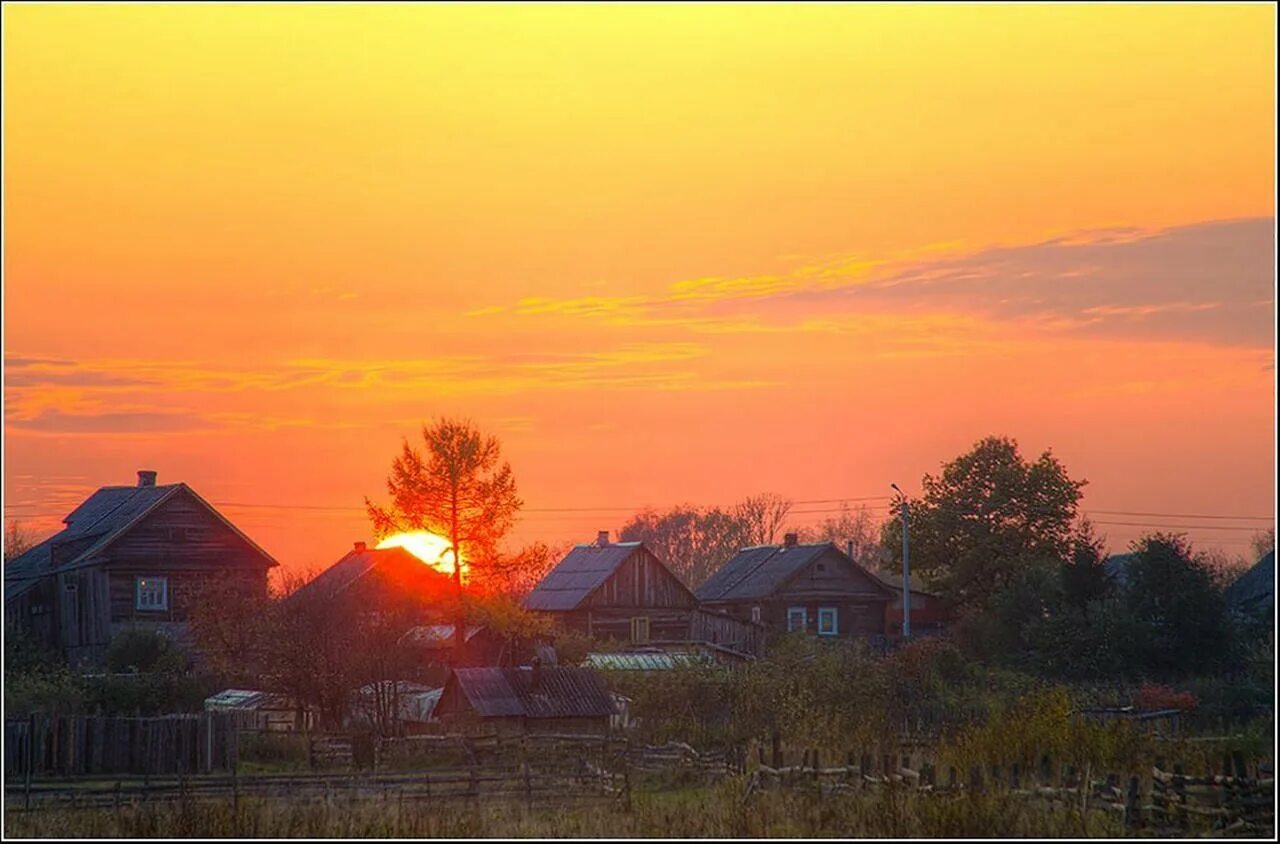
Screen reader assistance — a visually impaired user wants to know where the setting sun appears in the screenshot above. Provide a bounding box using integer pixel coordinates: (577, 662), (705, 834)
(375, 531), (463, 580)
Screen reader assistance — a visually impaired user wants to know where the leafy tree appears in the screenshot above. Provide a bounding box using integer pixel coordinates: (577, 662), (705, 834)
(366, 417), (523, 649)
(1061, 520), (1111, 612)
(1250, 527), (1275, 561)
(1122, 533), (1235, 677)
(881, 435), (1086, 610)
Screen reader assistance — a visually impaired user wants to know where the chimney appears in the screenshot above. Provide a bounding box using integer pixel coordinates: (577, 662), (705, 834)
(354, 541), (367, 553)
(847, 540), (855, 559)
(530, 655), (543, 690)
(783, 532), (798, 549)
(137, 470), (157, 487)
(596, 530), (610, 547)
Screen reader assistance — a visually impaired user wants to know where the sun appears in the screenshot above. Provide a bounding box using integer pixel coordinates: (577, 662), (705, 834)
(376, 531), (466, 580)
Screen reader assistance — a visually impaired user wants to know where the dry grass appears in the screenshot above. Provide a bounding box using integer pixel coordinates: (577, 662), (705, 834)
(5, 779), (1125, 839)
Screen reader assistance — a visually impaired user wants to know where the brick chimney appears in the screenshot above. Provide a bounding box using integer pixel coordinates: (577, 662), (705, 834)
(783, 532), (798, 549)
(137, 470), (157, 487)
(353, 541), (367, 552)
(596, 530), (610, 547)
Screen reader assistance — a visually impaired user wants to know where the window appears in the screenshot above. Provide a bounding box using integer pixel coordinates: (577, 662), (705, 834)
(630, 616), (650, 644)
(135, 577), (168, 612)
(787, 607), (807, 632)
(818, 607), (839, 636)
(750, 605), (762, 624)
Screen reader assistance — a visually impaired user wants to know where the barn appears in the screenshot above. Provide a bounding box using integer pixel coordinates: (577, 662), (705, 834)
(696, 534), (893, 640)
(432, 663), (616, 734)
(4, 471), (277, 666)
(524, 532), (764, 655)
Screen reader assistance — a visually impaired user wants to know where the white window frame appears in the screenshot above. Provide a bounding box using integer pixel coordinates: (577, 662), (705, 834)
(750, 605), (762, 624)
(135, 576), (169, 612)
(817, 607), (839, 636)
(786, 607), (807, 632)
(630, 616), (650, 644)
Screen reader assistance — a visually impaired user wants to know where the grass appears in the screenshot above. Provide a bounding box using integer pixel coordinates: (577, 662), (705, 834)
(5, 779), (1126, 838)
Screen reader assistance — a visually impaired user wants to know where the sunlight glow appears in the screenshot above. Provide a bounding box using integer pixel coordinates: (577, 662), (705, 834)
(376, 531), (465, 580)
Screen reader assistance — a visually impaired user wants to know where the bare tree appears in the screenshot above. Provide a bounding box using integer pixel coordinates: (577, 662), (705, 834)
(4, 520), (35, 562)
(798, 503), (884, 569)
(733, 493), (793, 546)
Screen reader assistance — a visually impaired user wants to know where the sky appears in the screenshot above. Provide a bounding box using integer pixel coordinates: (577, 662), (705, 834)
(3, 4), (1276, 580)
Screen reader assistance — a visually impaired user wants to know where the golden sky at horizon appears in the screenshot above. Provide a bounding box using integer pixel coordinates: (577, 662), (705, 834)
(4, 4), (1276, 577)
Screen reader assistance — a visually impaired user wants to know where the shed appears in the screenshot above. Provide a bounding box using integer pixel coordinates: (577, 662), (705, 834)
(204, 689), (313, 732)
(433, 664), (616, 734)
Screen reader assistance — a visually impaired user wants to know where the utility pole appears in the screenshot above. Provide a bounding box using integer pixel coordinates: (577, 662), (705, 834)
(891, 483), (910, 640)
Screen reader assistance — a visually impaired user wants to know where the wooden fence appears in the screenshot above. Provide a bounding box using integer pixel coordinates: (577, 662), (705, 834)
(742, 752), (1275, 837)
(4, 714), (240, 778)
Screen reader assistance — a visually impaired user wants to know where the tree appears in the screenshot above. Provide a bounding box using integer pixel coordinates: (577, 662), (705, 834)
(4, 520), (34, 562)
(366, 418), (523, 650)
(733, 493), (793, 546)
(1122, 533), (1235, 677)
(618, 502), (755, 588)
(881, 435), (1086, 610)
(1061, 519), (1111, 613)
(799, 503), (884, 568)
(1250, 527), (1275, 561)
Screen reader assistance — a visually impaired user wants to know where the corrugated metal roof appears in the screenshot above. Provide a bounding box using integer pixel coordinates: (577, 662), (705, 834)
(204, 688), (295, 711)
(399, 624), (484, 648)
(5, 481), (278, 597)
(523, 542), (643, 611)
(584, 651), (709, 671)
(447, 666), (616, 719)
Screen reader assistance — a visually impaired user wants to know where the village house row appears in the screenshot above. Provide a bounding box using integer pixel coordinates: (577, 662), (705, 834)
(4, 471), (946, 670)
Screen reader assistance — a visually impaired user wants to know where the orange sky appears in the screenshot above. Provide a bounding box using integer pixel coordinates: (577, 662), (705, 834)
(4, 4), (1276, 578)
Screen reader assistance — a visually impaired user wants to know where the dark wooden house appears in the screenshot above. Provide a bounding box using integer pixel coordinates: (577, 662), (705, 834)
(4, 470), (277, 666)
(695, 534), (893, 640)
(432, 664), (616, 734)
(524, 532), (764, 655)
(873, 571), (951, 638)
(284, 542), (454, 611)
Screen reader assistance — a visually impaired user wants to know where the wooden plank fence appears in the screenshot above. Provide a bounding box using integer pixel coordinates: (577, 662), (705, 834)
(5, 714), (239, 778)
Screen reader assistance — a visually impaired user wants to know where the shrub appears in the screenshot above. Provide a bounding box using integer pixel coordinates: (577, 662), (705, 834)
(105, 629), (191, 674)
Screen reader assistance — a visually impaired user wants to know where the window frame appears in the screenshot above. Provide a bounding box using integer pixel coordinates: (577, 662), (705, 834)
(817, 607), (839, 636)
(786, 606), (807, 632)
(630, 616), (651, 644)
(135, 576), (169, 612)
(750, 605), (762, 624)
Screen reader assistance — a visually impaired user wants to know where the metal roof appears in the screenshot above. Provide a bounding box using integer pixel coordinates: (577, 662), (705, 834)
(583, 650), (709, 671)
(399, 624), (484, 648)
(523, 542), (644, 611)
(446, 666), (616, 719)
(1226, 550), (1274, 612)
(204, 689), (295, 711)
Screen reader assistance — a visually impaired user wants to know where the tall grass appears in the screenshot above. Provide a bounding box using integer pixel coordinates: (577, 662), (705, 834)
(5, 781), (1123, 839)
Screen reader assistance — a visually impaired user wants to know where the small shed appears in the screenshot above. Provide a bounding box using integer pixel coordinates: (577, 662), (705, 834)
(349, 681), (442, 734)
(204, 689), (313, 732)
(433, 664), (616, 734)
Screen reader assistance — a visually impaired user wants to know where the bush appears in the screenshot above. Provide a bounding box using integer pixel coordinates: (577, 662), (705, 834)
(105, 629), (191, 674)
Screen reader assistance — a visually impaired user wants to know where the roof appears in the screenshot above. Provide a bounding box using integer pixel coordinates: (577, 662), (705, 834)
(444, 666), (616, 719)
(523, 541), (645, 611)
(696, 541), (891, 602)
(872, 569), (937, 596)
(583, 650), (710, 671)
(1103, 553), (1135, 587)
(286, 545), (444, 604)
(5, 480), (277, 598)
(204, 689), (296, 711)
(1225, 550), (1274, 612)
(399, 624), (484, 649)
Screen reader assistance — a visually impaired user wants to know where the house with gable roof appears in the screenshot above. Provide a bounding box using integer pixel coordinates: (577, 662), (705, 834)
(4, 470), (277, 665)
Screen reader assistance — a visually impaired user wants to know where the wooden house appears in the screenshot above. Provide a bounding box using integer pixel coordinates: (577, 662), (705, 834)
(872, 571), (951, 638)
(285, 542), (455, 611)
(432, 663), (616, 735)
(4, 471), (277, 666)
(524, 532), (764, 655)
(695, 534), (893, 640)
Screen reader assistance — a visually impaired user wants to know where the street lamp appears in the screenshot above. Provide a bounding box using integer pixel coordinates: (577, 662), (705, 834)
(891, 483), (910, 640)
